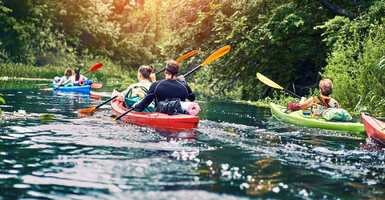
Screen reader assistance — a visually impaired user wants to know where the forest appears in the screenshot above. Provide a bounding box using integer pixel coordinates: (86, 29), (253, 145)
(0, 0), (384, 114)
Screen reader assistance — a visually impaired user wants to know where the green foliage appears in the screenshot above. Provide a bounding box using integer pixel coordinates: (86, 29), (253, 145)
(321, 2), (385, 114)
(0, 0), (384, 115)
(52, 0), (173, 68)
(162, 0), (332, 100)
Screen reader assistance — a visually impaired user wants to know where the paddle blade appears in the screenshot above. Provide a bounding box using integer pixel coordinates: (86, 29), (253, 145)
(176, 50), (199, 63)
(91, 83), (103, 88)
(256, 73), (284, 90)
(77, 107), (96, 114)
(89, 63), (103, 72)
(202, 45), (230, 66)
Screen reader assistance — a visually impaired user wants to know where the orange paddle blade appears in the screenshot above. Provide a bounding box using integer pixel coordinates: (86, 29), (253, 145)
(176, 50), (199, 63)
(202, 45), (230, 66)
(77, 107), (96, 114)
(89, 63), (103, 72)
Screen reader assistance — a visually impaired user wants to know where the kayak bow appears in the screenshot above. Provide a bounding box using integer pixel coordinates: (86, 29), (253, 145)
(362, 113), (385, 144)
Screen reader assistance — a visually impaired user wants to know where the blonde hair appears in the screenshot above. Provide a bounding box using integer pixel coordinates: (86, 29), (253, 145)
(319, 79), (333, 96)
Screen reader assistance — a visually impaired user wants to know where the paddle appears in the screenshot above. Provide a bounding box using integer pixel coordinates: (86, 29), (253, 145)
(155, 50), (199, 76)
(56, 63), (103, 89)
(183, 45), (230, 77)
(78, 51), (199, 114)
(84, 63), (103, 88)
(83, 62), (103, 75)
(114, 45), (231, 120)
(256, 72), (301, 99)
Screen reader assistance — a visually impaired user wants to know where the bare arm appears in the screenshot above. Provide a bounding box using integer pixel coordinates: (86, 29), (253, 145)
(59, 79), (71, 86)
(299, 97), (314, 109)
(150, 73), (156, 82)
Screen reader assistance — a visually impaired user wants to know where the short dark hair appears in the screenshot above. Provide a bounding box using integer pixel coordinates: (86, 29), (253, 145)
(165, 60), (180, 75)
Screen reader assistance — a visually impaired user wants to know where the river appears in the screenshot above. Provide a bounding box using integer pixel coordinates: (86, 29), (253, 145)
(0, 82), (384, 199)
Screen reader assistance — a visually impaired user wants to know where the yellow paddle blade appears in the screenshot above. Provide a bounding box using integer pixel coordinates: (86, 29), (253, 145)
(202, 45), (231, 66)
(77, 107), (96, 114)
(176, 50), (199, 63)
(256, 73), (284, 90)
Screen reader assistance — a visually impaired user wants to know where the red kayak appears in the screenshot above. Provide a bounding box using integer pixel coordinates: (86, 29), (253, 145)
(111, 100), (200, 133)
(362, 113), (385, 144)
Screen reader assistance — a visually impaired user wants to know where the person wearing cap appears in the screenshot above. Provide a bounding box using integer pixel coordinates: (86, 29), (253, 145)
(299, 78), (339, 117)
(134, 60), (195, 112)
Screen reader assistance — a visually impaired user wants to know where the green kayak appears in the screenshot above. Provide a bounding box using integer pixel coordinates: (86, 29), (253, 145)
(270, 103), (365, 133)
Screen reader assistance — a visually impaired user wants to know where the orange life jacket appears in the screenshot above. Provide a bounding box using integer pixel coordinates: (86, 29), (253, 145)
(311, 96), (332, 117)
(313, 96), (331, 108)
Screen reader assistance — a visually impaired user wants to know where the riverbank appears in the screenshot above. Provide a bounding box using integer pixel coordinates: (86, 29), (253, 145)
(0, 62), (136, 89)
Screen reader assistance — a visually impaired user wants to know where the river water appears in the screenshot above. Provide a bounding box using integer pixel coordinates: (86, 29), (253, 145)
(0, 84), (385, 199)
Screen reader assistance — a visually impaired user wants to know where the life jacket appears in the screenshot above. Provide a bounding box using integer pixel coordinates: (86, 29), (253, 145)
(311, 96), (338, 117)
(126, 82), (150, 99)
(124, 82), (154, 113)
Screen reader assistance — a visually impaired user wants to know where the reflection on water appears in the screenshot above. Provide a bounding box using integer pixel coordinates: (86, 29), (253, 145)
(0, 88), (385, 199)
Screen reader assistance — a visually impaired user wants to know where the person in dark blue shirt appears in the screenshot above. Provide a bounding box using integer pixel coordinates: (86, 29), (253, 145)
(134, 60), (195, 112)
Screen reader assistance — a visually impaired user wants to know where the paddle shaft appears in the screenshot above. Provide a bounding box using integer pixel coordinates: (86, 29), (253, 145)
(154, 50), (199, 76)
(155, 64), (200, 77)
(96, 96), (117, 110)
(257, 72), (302, 99)
(115, 108), (134, 120)
(283, 88), (301, 99)
(82, 71), (92, 75)
(183, 65), (201, 77)
(155, 69), (166, 76)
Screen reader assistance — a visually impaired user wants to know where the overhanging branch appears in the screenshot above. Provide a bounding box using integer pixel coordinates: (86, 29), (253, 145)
(317, 0), (356, 19)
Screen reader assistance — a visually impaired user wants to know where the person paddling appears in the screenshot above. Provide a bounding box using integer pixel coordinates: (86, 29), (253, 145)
(133, 60), (195, 113)
(70, 67), (89, 86)
(58, 68), (73, 86)
(112, 65), (155, 101)
(299, 79), (339, 116)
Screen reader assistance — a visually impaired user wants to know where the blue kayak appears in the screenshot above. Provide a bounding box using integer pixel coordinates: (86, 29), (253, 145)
(52, 80), (91, 93)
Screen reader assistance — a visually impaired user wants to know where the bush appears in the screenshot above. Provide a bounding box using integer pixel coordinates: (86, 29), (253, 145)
(322, 20), (385, 115)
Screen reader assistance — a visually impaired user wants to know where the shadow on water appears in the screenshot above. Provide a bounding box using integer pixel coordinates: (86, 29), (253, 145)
(0, 86), (385, 199)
